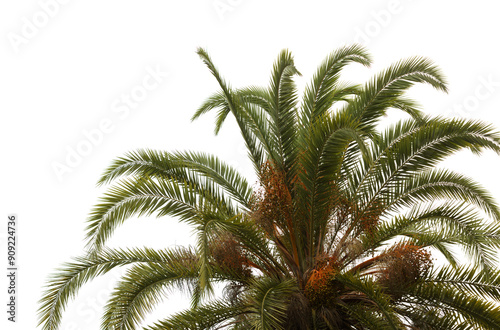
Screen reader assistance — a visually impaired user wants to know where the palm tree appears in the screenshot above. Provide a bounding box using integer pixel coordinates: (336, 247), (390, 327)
(39, 45), (500, 329)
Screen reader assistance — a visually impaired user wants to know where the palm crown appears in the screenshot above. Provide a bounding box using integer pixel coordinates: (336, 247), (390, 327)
(39, 45), (500, 329)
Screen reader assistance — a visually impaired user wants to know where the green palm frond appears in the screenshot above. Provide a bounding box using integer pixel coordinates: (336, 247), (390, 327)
(362, 203), (500, 269)
(38, 247), (190, 330)
(346, 56), (448, 133)
(336, 272), (403, 329)
(387, 96), (425, 122)
(40, 46), (500, 330)
(409, 279), (500, 329)
(144, 298), (246, 329)
(86, 175), (234, 252)
(266, 50), (300, 174)
(387, 168), (500, 221)
(353, 118), (500, 208)
(97, 149), (253, 208)
(191, 90), (228, 132)
(395, 306), (470, 330)
(246, 278), (296, 330)
(301, 44), (371, 125)
(196, 47), (266, 173)
(102, 258), (198, 330)
(426, 265), (500, 300)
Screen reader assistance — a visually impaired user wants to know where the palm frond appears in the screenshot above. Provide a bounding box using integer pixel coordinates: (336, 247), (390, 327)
(246, 277), (296, 330)
(196, 47), (266, 173)
(267, 49), (301, 176)
(86, 176), (224, 252)
(336, 272), (402, 329)
(345, 56), (448, 133)
(144, 299), (246, 330)
(97, 149), (253, 209)
(38, 247), (187, 330)
(301, 44), (371, 125)
(409, 279), (500, 329)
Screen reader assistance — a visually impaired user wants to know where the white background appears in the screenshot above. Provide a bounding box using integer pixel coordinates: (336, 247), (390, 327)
(1, 1), (500, 329)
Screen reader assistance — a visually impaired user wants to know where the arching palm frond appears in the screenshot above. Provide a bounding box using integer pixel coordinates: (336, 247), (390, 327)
(40, 46), (500, 329)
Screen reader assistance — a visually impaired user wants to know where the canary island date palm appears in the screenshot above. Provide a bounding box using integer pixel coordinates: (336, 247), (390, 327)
(39, 45), (500, 329)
